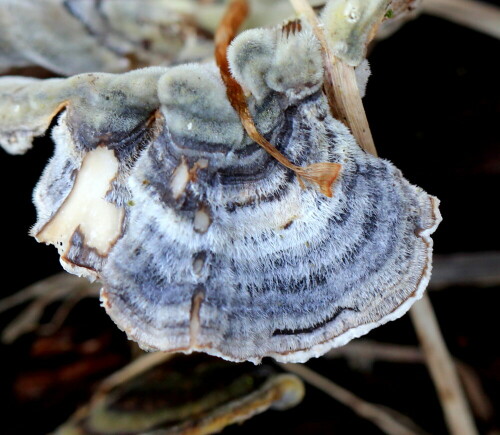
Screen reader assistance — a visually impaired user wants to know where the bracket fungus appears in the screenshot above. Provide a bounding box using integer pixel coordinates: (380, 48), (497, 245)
(0, 1), (440, 364)
(54, 353), (304, 435)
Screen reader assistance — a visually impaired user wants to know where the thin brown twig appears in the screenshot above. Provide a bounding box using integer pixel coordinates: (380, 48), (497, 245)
(96, 351), (173, 396)
(37, 285), (99, 336)
(430, 251), (500, 290)
(456, 363), (495, 423)
(325, 340), (494, 422)
(290, 0), (378, 156)
(215, 0), (342, 197)
(0, 274), (100, 343)
(423, 0), (500, 40)
(0, 273), (85, 314)
(280, 362), (429, 435)
(326, 340), (424, 364)
(410, 297), (478, 434)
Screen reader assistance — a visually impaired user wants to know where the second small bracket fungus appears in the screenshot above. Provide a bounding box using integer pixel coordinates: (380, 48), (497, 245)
(0, 77), (68, 154)
(54, 354), (304, 435)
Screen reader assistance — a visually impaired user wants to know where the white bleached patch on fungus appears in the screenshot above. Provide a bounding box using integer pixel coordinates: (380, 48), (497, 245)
(36, 147), (124, 256)
(170, 157), (190, 199)
(193, 205), (211, 234)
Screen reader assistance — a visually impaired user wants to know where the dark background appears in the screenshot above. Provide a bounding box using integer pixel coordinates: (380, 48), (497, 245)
(0, 9), (499, 435)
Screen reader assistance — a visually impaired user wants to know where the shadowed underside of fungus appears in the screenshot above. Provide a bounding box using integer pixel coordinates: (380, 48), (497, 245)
(0, 4), (440, 363)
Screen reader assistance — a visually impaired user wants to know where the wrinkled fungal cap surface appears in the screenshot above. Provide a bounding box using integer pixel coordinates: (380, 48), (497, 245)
(0, 24), (440, 363)
(321, 0), (391, 66)
(0, 0), (303, 76)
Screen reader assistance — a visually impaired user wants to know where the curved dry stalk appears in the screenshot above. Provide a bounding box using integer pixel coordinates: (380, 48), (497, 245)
(96, 351), (174, 396)
(0, 273), (100, 343)
(215, 0), (342, 197)
(423, 0), (500, 40)
(325, 340), (494, 423)
(410, 296), (478, 435)
(326, 340), (424, 364)
(0, 273), (82, 314)
(430, 252), (500, 290)
(280, 362), (429, 435)
(37, 285), (99, 336)
(290, 0), (378, 156)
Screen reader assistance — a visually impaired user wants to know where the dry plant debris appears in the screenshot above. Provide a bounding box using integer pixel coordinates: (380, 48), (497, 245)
(55, 353), (304, 435)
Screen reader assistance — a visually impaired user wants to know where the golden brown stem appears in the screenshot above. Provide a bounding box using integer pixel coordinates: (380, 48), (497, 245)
(423, 0), (500, 40)
(410, 295), (478, 435)
(280, 362), (428, 435)
(327, 62), (378, 156)
(215, 0), (341, 197)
